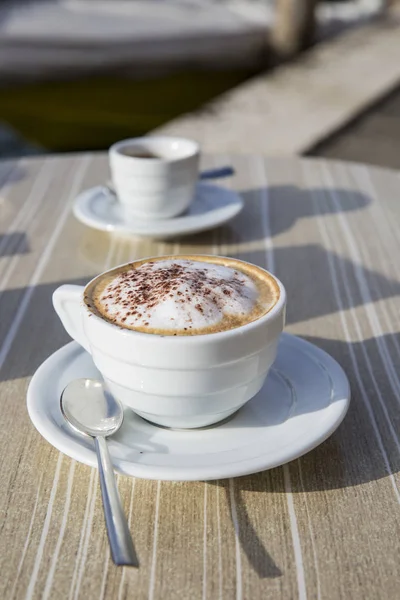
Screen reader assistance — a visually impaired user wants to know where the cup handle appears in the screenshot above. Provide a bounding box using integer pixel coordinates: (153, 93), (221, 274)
(53, 285), (91, 354)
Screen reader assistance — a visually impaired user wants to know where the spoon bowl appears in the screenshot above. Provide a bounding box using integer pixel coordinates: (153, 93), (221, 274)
(61, 378), (123, 438)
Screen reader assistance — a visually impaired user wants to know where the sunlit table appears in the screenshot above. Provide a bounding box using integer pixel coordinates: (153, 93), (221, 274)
(1, 153), (400, 599)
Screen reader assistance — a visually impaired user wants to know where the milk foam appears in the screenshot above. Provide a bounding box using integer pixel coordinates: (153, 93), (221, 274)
(97, 259), (260, 332)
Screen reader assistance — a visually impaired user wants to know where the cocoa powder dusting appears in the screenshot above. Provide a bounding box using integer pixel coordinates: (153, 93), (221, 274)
(100, 261), (246, 320)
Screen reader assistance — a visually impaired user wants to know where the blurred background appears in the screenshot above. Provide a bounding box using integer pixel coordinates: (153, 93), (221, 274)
(1, 0), (399, 168)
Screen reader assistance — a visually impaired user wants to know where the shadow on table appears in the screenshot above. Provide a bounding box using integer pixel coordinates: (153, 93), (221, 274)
(0, 161), (26, 185)
(229, 243), (400, 326)
(213, 479), (283, 579)
(228, 333), (400, 493)
(0, 232), (30, 257)
(297, 334), (400, 490)
(174, 184), (396, 327)
(0, 275), (93, 382)
(173, 184), (370, 247)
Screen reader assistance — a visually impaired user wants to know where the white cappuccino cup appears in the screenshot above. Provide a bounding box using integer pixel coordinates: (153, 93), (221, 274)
(53, 256), (286, 429)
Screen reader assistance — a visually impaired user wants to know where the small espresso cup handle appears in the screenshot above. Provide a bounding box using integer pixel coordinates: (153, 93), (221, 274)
(53, 285), (91, 353)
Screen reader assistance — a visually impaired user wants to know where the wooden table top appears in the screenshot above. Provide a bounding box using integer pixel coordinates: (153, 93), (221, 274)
(1, 153), (400, 600)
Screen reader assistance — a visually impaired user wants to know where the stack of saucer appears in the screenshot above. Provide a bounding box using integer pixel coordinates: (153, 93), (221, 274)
(73, 136), (243, 239)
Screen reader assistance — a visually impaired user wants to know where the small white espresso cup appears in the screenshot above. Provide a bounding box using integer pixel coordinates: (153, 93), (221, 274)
(109, 136), (200, 219)
(53, 257), (286, 429)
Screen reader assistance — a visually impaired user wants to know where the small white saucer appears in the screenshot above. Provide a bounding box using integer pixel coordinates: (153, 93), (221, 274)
(73, 183), (244, 239)
(27, 334), (350, 481)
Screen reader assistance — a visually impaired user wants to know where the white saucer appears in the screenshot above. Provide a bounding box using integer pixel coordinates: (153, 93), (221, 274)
(27, 334), (350, 481)
(73, 183), (244, 239)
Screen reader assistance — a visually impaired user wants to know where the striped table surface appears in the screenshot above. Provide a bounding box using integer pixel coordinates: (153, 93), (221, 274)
(1, 153), (400, 600)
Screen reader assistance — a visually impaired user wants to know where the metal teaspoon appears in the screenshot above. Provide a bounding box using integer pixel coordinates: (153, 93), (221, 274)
(61, 378), (137, 567)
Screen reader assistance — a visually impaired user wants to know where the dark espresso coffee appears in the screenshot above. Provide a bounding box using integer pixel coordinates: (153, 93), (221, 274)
(86, 256), (280, 336)
(119, 147), (161, 159)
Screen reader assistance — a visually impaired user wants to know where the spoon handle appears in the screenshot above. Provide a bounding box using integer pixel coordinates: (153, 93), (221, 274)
(199, 166), (235, 180)
(95, 436), (137, 566)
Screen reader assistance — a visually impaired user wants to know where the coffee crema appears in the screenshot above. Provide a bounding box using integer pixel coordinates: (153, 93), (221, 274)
(86, 256), (280, 336)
